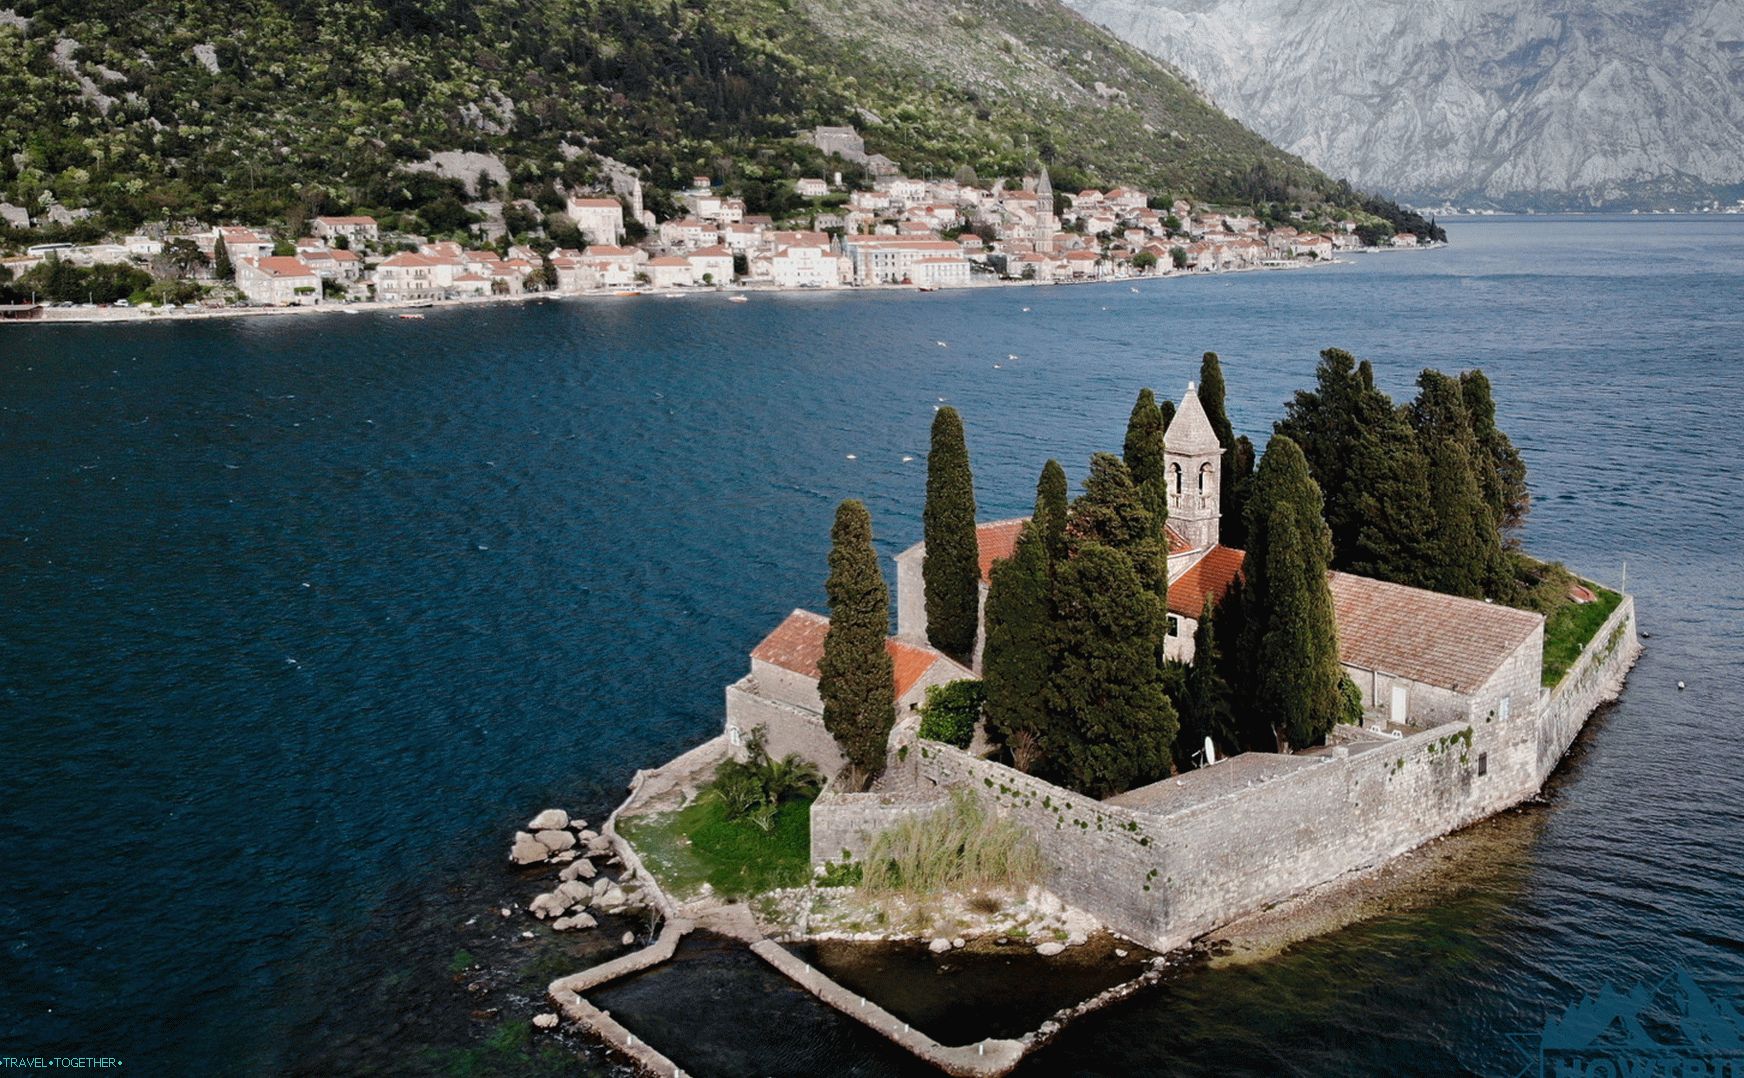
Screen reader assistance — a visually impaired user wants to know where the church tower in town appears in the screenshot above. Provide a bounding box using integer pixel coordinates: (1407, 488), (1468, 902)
(1164, 382), (1223, 550)
(1035, 166), (1056, 253)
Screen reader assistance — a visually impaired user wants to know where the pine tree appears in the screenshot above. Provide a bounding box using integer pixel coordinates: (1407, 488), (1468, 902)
(1250, 502), (1346, 749)
(1034, 459), (1070, 562)
(1122, 388), (1168, 521)
(923, 405), (980, 661)
(818, 500), (896, 788)
(1174, 596), (1237, 770)
(1459, 369), (1530, 538)
(1274, 348), (1381, 564)
(1410, 371), (1502, 598)
(1067, 452), (1166, 597)
(1197, 351), (1252, 546)
(981, 521), (1052, 771)
(1045, 543), (1177, 796)
(1347, 402), (1437, 587)
(213, 236), (232, 281)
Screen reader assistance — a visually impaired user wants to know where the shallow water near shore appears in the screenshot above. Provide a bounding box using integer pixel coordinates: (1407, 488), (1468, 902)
(3, 216), (1742, 1075)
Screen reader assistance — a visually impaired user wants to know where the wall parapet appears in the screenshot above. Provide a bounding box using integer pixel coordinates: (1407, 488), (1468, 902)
(1536, 593), (1640, 780)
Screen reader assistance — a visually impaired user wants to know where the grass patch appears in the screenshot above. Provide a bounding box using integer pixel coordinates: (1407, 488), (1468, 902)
(862, 789), (1041, 896)
(618, 792), (814, 901)
(1541, 584), (1622, 686)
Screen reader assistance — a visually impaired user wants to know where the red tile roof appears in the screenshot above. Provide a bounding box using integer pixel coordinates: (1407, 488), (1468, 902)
(975, 519), (1028, 583)
(252, 256), (316, 278)
(749, 610), (957, 697)
(1327, 572), (1543, 693)
(1168, 545), (1245, 618)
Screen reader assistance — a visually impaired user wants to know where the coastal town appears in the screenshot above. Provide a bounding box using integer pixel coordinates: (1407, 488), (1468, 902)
(0, 127), (1429, 322)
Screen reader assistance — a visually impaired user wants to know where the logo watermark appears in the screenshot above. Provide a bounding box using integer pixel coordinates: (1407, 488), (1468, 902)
(1514, 969), (1744, 1078)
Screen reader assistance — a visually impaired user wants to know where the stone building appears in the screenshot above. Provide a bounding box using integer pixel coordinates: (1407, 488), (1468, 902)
(724, 609), (971, 775)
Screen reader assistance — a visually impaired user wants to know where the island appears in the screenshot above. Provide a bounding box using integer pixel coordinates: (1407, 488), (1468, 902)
(504, 349), (1638, 1076)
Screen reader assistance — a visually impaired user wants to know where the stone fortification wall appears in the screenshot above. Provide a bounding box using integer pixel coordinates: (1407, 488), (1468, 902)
(1535, 595), (1640, 780)
(809, 786), (948, 865)
(911, 702), (1542, 952)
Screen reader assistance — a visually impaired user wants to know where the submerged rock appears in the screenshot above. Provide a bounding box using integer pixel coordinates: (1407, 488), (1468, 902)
(557, 880), (593, 906)
(928, 938), (953, 954)
(621, 931), (635, 946)
(1035, 941), (1066, 957)
(528, 809), (569, 831)
(531, 1012), (558, 1030)
(528, 892), (572, 919)
(509, 832), (549, 865)
(553, 912), (597, 932)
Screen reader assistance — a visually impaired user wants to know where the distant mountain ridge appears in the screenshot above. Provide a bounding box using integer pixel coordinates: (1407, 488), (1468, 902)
(1063, 0), (1744, 211)
(0, 0), (1435, 236)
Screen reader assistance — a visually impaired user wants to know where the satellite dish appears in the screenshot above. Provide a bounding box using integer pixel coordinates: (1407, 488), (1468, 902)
(1203, 736), (1217, 766)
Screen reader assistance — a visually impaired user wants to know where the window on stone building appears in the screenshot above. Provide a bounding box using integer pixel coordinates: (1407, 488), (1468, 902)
(1478, 752), (1488, 776)
(1498, 696), (1511, 722)
(1167, 616), (1180, 637)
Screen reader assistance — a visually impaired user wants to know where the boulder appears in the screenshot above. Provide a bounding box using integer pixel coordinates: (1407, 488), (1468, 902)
(1035, 941), (1066, 957)
(577, 829), (599, 843)
(509, 832), (549, 865)
(951, 938), (966, 949)
(1066, 932), (1087, 947)
(557, 881), (593, 906)
(592, 877), (613, 897)
(528, 809), (569, 831)
(1114, 948), (1129, 958)
(560, 859), (597, 882)
(535, 829), (576, 854)
(532, 1013), (559, 1030)
(928, 938), (953, 954)
(552, 912), (597, 932)
(528, 891), (573, 919)
(621, 931), (635, 946)
(586, 835), (613, 855)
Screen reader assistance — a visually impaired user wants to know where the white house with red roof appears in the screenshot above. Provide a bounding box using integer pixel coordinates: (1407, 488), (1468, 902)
(770, 244), (840, 288)
(212, 226), (272, 262)
(658, 217), (721, 250)
(575, 244), (641, 289)
(646, 255), (694, 288)
(724, 609), (972, 774)
(687, 245), (734, 286)
(311, 215), (378, 245)
(233, 256), (322, 306)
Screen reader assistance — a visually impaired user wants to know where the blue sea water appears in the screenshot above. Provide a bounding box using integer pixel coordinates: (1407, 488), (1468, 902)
(2, 216), (1741, 1075)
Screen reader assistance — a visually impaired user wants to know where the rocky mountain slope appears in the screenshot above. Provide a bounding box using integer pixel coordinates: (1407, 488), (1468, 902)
(0, 0), (1432, 236)
(1065, 0), (1744, 210)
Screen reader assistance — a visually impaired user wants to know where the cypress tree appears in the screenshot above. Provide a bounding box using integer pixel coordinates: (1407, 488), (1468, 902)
(1410, 371), (1502, 598)
(981, 521), (1052, 772)
(1199, 351), (1253, 549)
(922, 405), (979, 661)
(1174, 596), (1238, 770)
(1045, 543), (1177, 797)
(1123, 388), (1168, 521)
(1459, 369), (1530, 537)
(1240, 435), (1342, 748)
(1250, 502), (1346, 750)
(213, 236), (232, 281)
(818, 500), (896, 788)
(1160, 398), (1177, 431)
(1034, 459), (1070, 563)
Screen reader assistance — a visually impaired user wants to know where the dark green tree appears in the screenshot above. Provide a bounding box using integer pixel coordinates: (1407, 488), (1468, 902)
(1034, 459), (1070, 562)
(1410, 371), (1503, 598)
(213, 236), (232, 281)
(981, 520), (1052, 772)
(1067, 452), (1167, 597)
(1160, 398), (1177, 431)
(1459, 370), (1530, 538)
(1123, 388), (1169, 521)
(1045, 544), (1177, 796)
(1198, 351), (1254, 548)
(1174, 597), (1238, 769)
(1250, 502), (1346, 749)
(922, 405), (980, 661)
(818, 500), (896, 788)
(1274, 348), (1382, 563)
(1347, 401), (1437, 587)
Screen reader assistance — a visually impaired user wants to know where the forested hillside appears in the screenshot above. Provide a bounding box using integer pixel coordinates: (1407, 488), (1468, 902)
(0, 0), (1437, 237)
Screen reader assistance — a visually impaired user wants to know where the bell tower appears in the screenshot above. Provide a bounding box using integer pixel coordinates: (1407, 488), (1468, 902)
(1164, 381), (1223, 550)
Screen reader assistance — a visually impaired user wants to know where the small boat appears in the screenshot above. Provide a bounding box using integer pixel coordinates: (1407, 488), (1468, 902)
(917, 286), (937, 292)
(613, 290), (640, 297)
(398, 313), (424, 320)
(728, 295), (749, 303)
